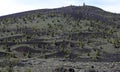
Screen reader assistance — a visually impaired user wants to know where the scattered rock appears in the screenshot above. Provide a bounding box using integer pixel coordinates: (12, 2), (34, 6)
(54, 67), (75, 72)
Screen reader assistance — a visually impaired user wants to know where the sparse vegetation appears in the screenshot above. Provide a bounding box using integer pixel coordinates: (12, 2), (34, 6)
(0, 5), (119, 72)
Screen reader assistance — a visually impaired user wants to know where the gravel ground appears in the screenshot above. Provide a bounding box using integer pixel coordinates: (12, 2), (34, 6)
(7, 58), (120, 72)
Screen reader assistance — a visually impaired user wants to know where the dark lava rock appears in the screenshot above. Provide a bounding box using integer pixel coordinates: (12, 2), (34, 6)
(54, 67), (67, 72)
(54, 67), (75, 72)
(69, 68), (75, 72)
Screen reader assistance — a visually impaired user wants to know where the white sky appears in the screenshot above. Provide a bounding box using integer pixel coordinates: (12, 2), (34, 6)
(0, 0), (120, 16)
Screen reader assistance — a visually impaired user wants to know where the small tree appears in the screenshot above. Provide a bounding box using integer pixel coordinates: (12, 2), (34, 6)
(92, 50), (100, 61)
(79, 41), (83, 48)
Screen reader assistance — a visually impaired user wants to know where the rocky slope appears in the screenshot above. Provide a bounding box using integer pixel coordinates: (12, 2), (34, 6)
(0, 5), (120, 72)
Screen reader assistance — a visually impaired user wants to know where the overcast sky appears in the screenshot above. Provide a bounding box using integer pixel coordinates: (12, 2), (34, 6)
(0, 0), (120, 16)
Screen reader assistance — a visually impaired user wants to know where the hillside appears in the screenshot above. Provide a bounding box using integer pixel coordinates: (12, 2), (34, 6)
(0, 5), (120, 72)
